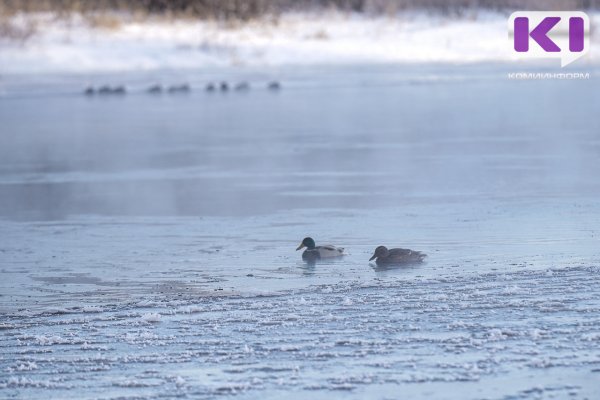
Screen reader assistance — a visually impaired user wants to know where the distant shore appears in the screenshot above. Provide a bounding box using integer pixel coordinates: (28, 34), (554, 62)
(2, 0), (596, 19)
(1, 9), (598, 75)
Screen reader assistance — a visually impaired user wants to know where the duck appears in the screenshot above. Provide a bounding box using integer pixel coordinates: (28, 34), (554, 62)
(97, 85), (126, 95)
(97, 85), (113, 95)
(167, 84), (190, 93)
(296, 237), (344, 262)
(234, 82), (250, 91)
(369, 246), (426, 266)
(147, 84), (163, 94)
(112, 85), (126, 95)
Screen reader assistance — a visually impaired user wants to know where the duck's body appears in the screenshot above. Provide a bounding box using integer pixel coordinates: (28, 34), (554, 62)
(301, 245), (345, 262)
(147, 84), (163, 94)
(296, 237), (344, 262)
(268, 81), (281, 90)
(97, 85), (126, 95)
(168, 84), (190, 93)
(369, 246), (426, 266)
(235, 82), (250, 91)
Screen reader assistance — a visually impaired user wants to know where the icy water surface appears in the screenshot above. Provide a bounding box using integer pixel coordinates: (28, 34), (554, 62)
(1, 64), (600, 399)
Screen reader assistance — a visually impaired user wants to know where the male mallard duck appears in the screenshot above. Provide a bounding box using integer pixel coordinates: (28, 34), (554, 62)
(296, 237), (344, 262)
(369, 246), (426, 266)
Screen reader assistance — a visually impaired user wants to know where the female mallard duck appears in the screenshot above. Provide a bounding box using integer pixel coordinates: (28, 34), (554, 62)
(369, 245), (426, 266)
(296, 237), (344, 262)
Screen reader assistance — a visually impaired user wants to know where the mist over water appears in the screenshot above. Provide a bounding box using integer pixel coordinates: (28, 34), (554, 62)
(1, 64), (598, 221)
(1, 64), (599, 399)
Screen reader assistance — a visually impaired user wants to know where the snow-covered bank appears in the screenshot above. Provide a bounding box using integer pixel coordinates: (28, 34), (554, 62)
(1, 11), (598, 74)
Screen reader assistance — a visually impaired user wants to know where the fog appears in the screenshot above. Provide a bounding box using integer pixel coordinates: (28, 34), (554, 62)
(1, 64), (598, 221)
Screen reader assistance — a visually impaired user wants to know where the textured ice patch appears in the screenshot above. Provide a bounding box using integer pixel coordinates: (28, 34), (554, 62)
(140, 312), (162, 323)
(82, 305), (104, 313)
(1, 264), (599, 399)
(174, 376), (186, 387)
(34, 335), (70, 346)
(4, 376), (69, 389)
(113, 379), (157, 388)
(7, 362), (38, 372)
(529, 328), (546, 340)
(581, 332), (600, 341)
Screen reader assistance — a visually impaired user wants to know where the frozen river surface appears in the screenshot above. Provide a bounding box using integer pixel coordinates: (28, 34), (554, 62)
(0, 64), (599, 399)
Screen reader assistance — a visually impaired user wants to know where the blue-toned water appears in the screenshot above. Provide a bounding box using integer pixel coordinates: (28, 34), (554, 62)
(1, 64), (599, 399)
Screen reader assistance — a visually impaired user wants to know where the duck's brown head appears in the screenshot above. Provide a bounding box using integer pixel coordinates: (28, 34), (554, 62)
(369, 246), (389, 261)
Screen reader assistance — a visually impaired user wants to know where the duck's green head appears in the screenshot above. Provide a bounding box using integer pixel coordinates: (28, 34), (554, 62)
(296, 237), (316, 251)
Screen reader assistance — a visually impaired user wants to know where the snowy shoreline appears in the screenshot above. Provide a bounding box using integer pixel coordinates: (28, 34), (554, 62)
(1, 11), (598, 75)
